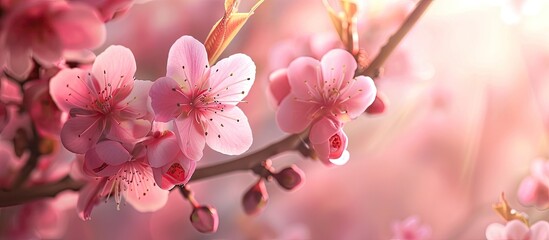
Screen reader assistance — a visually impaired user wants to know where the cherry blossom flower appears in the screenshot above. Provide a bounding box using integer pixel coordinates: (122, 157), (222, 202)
(391, 216), (432, 240)
(24, 79), (65, 138)
(71, 0), (153, 22)
(0, 0), (105, 78)
(273, 49), (375, 164)
(78, 140), (168, 219)
(518, 159), (549, 208)
(149, 36), (255, 160)
(485, 220), (549, 240)
(50, 45), (152, 154)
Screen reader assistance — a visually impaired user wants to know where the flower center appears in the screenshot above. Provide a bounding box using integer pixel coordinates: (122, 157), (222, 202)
(329, 134), (342, 151)
(166, 163), (186, 182)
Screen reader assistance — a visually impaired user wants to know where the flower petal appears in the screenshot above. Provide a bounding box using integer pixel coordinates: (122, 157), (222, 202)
(309, 117), (341, 145)
(50, 68), (94, 112)
(91, 45), (136, 100)
(268, 68), (291, 107)
(203, 106), (252, 155)
(153, 156), (196, 190)
(276, 94), (316, 133)
(94, 141), (131, 166)
(118, 79), (152, 120)
(106, 118), (151, 143)
(166, 36), (209, 92)
(147, 131), (180, 168)
(7, 44), (33, 78)
(531, 221), (549, 240)
(287, 57), (322, 98)
(320, 49), (357, 90)
(83, 147), (122, 177)
(149, 77), (184, 122)
(339, 75), (377, 119)
(52, 3), (106, 49)
(31, 32), (62, 66)
(77, 178), (108, 220)
(504, 220), (530, 240)
(329, 150), (349, 166)
(174, 116), (205, 161)
(485, 223), (506, 240)
(208, 53), (255, 104)
(124, 173), (169, 212)
(60, 115), (105, 154)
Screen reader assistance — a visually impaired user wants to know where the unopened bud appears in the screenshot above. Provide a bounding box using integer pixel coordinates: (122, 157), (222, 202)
(242, 180), (268, 215)
(190, 205), (219, 233)
(274, 165), (305, 191)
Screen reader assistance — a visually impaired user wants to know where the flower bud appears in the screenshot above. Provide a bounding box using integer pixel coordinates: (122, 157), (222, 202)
(366, 92), (388, 114)
(190, 205), (219, 233)
(274, 165), (305, 191)
(242, 180), (268, 215)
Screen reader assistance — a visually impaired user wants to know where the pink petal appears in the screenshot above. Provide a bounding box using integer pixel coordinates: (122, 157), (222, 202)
(149, 77), (184, 122)
(339, 76), (377, 119)
(52, 3), (105, 49)
(83, 145), (123, 177)
(174, 116), (205, 161)
(517, 176), (543, 206)
(50, 68), (94, 112)
(31, 33), (62, 66)
(203, 106), (252, 155)
(7, 44), (32, 78)
(208, 53), (255, 104)
(287, 57), (322, 98)
(93, 141), (131, 166)
(485, 223), (506, 240)
(320, 49), (357, 90)
(147, 131), (180, 168)
(268, 68), (291, 106)
(152, 167), (175, 190)
(329, 129), (348, 160)
(77, 178), (108, 220)
(312, 141), (331, 165)
(106, 118), (151, 143)
(504, 220), (530, 240)
(118, 79), (152, 119)
(166, 36), (209, 91)
(91, 45), (136, 100)
(124, 174), (169, 212)
(276, 94), (316, 133)
(530, 221), (549, 240)
(309, 117), (341, 144)
(60, 115), (105, 154)
(329, 150), (349, 166)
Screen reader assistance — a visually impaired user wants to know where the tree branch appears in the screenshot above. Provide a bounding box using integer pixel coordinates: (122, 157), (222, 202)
(0, 176), (85, 207)
(358, 0), (434, 78)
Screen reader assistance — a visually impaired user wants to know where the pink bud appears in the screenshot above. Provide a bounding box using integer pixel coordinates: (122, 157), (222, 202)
(366, 92), (388, 114)
(190, 206), (219, 233)
(274, 165), (305, 191)
(242, 180), (269, 215)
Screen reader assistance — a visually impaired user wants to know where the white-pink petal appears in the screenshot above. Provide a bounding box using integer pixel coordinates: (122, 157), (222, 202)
(287, 57), (322, 99)
(118, 79), (153, 120)
(208, 53), (255, 104)
(60, 115), (105, 154)
(91, 45), (136, 100)
(124, 175), (169, 212)
(149, 77), (184, 122)
(174, 115), (205, 161)
(166, 36), (209, 92)
(339, 75), (376, 119)
(93, 141), (131, 166)
(309, 117), (341, 145)
(147, 131), (180, 168)
(203, 106), (252, 155)
(276, 95), (316, 133)
(50, 68), (95, 112)
(320, 49), (357, 91)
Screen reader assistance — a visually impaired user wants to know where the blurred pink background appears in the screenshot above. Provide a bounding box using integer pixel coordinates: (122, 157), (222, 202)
(42, 0), (549, 239)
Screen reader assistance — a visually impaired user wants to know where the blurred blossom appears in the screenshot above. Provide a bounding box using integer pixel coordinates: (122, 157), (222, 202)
(0, 0), (106, 78)
(391, 216), (432, 240)
(485, 220), (549, 240)
(149, 35), (256, 160)
(518, 159), (549, 208)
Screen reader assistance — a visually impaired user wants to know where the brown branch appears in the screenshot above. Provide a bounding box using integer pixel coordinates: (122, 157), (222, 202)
(358, 0), (434, 78)
(0, 176), (85, 207)
(189, 133), (307, 182)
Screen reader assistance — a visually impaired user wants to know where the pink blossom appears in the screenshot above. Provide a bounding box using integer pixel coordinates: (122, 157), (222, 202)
(0, 0), (105, 78)
(518, 159), (549, 208)
(50, 45), (152, 154)
(149, 36), (255, 160)
(274, 49), (376, 164)
(78, 140), (168, 219)
(71, 0), (151, 22)
(391, 216), (432, 240)
(485, 220), (549, 240)
(24, 79), (65, 138)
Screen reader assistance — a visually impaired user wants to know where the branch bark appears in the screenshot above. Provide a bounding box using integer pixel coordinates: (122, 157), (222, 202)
(0, 176), (84, 207)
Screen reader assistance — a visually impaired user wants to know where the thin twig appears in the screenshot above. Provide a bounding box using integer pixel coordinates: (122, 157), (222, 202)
(0, 176), (84, 207)
(358, 0), (434, 78)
